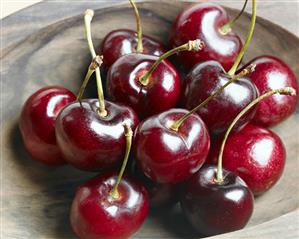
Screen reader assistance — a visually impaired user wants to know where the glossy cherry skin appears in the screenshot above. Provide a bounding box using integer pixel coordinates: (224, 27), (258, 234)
(208, 124), (286, 195)
(129, 160), (178, 208)
(55, 99), (139, 171)
(169, 2), (242, 72)
(19, 86), (76, 165)
(134, 108), (210, 184)
(243, 55), (298, 127)
(107, 53), (181, 118)
(99, 29), (165, 71)
(180, 165), (254, 236)
(182, 61), (258, 135)
(70, 172), (149, 239)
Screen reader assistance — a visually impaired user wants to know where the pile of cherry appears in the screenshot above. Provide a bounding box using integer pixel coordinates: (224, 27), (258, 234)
(19, 0), (298, 238)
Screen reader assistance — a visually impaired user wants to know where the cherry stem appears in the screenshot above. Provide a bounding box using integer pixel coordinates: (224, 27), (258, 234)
(110, 124), (133, 200)
(227, 0), (256, 76)
(170, 64), (256, 131)
(216, 87), (296, 183)
(219, 0), (249, 35)
(129, 0), (143, 53)
(76, 68), (94, 102)
(139, 39), (205, 86)
(76, 56), (103, 101)
(84, 9), (107, 117)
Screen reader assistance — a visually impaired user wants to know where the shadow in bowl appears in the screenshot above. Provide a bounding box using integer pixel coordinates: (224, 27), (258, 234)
(8, 123), (96, 238)
(150, 203), (201, 238)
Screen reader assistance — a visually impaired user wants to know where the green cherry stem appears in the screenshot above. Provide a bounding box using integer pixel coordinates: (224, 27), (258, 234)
(129, 0), (143, 53)
(216, 87), (296, 183)
(219, 0), (249, 35)
(76, 68), (94, 102)
(139, 39), (205, 86)
(227, 0), (256, 76)
(110, 124), (133, 200)
(76, 56), (103, 101)
(84, 9), (107, 117)
(170, 63), (256, 131)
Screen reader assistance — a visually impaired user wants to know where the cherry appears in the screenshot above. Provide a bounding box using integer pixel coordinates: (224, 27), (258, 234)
(101, 30), (165, 71)
(208, 124), (287, 196)
(169, 2), (246, 71)
(134, 108), (210, 184)
(107, 40), (204, 118)
(180, 165), (254, 236)
(19, 86), (76, 165)
(182, 61), (258, 135)
(208, 87), (296, 195)
(181, 1), (258, 135)
(99, 0), (165, 71)
(70, 124), (149, 239)
(130, 161), (178, 208)
(55, 10), (139, 171)
(243, 55), (298, 127)
(107, 55), (178, 118)
(55, 99), (138, 171)
(70, 172), (148, 239)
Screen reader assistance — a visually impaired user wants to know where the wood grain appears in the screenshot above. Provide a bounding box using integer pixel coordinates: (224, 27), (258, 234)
(1, 1), (299, 238)
(2, 0), (299, 50)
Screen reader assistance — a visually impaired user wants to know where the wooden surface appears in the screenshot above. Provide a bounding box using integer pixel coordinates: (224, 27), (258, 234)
(1, 0), (299, 35)
(1, 0), (41, 18)
(2, 0), (299, 49)
(1, 1), (299, 238)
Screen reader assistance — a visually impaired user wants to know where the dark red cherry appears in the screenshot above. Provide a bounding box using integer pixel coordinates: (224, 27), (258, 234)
(242, 55), (298, 127)
(100, 29), (165, 71)
(55, 99), (139, 171)
(107, 53), (181, 118)
(134, 108), (210, 183)
(129, 161), (178, 208)
(169, 2), (242, 71)
(208, 124), (286, 195)
(70, 172), (149, 239)
(182, 61), (258, 135)
(19, 86), (76, 165)
(180, 165), (254, 236)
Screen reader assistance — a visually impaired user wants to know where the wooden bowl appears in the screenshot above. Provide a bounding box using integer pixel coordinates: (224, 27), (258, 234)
(1, 1), (298, 238)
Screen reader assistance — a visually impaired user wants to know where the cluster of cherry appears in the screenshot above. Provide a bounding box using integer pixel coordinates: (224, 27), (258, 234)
(19, 0), (298, 238)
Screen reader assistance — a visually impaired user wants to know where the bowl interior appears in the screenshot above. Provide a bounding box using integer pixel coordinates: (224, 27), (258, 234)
(1, 1), (299, 238)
